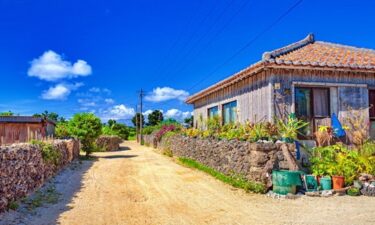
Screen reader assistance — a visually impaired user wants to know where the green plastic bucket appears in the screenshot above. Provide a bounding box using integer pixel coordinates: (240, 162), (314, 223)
(272, 170), (302, 195)
(320, 177), (332, 190)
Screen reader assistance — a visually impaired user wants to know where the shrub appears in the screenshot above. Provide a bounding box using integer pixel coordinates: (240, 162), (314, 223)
(31, 140), (61, 165)
(55, 122), (70, 139)
(67, 113), (102, 156)
(155, 125), (176, 141)
(102, 123), (129, 140)
(310, 144), (375, 185)
(275, 116), (309, 142)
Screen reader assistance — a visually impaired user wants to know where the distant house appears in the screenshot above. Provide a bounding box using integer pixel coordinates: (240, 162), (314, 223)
(0, 116), (56, 145)
(186, 34), (375, 138)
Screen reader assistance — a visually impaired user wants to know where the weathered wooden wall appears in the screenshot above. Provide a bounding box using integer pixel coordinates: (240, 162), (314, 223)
(271, 68), (374, 123)
(192, 67), (375, 130)
(0, 123), (45, 145)
(193, 70), (272, 128)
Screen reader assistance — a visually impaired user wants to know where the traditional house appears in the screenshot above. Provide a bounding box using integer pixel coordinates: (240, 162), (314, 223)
(186, 34), (375, 139)
(0, 116), (56, 145)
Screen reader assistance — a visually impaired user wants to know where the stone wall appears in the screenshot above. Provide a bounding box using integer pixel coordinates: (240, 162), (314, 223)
(0, 139), (79, 211)
(144, 134), (296, 186)
(96, 135), (123, 151)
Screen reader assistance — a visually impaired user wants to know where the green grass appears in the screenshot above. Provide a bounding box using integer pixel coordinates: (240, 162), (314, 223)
(22, 186), (60, 211)
(8, 201), (19, 210)
(178, 157), (266, 194)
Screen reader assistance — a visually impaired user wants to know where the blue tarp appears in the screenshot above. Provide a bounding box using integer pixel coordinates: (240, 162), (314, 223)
(331, 113), (346, 137)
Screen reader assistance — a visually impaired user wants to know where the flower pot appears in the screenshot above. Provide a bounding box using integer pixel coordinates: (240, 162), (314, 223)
(320, 176), (332, 190)
(332, 175), (345, 190)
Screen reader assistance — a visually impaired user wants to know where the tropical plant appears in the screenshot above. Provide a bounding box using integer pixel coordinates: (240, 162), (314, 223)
(67, 113), (102, 156)
(275, 116), (309, 142)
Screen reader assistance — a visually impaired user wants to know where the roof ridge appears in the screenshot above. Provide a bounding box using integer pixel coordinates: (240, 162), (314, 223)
(262, 33), (315, 60)
(316, 41), (375, 53)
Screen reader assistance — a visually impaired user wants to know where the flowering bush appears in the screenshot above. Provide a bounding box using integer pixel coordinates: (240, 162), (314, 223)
(155, 125), (176, 141)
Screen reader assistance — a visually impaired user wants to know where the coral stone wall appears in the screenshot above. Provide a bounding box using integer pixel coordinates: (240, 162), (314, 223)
(144, 134), (296, 185)
(0, 139), (79, 211)
(96, 135), (123, 151)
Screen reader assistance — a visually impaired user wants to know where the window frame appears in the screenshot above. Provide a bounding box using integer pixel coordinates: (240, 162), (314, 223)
(222, 100), (237, 125)
(207, 106), (219, 119)
(295, 86), (331, 137)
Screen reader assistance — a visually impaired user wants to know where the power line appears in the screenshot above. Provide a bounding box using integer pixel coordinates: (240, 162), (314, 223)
(186, 0), (304, 93)
(158, 0), (236, 82)
(168, 0), (253, 81)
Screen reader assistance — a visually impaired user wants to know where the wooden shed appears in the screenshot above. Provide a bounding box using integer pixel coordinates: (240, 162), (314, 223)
(186, 34), (375, 138)
(0, 116), (56, 145)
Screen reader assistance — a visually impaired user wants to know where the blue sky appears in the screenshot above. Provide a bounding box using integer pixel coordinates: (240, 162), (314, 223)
(0, 0), (374, 124)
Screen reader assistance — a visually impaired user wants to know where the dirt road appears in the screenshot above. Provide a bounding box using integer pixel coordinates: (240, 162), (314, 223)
(1, 141), (375, 225)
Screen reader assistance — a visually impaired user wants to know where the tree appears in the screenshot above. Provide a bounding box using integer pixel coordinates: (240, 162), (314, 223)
(132, 113), (145, 128)
(147, 110), (163, 126)
(108, 119), (117, 127)
(0, 111), (14, 116)
(184, 116), (194, 128)
(55, 122), (70, 139)
(33, 111), (59, 121)
(67, 113), (102, 156)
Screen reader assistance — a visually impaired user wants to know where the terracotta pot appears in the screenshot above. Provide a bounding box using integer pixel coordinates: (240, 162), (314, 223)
(332, 175), (345, 190)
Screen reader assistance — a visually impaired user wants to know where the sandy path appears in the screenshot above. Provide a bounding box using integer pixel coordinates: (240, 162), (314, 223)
(1, 140), (375, 225)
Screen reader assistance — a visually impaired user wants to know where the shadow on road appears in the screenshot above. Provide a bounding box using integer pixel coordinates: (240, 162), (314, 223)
(97, 154), (137, 159)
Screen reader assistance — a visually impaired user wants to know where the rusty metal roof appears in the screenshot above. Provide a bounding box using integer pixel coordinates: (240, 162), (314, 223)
(0, 116), (55, 124)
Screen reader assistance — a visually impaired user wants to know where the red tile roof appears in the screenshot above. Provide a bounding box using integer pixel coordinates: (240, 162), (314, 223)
(264, 34), (375, 69)
(186, 34), (375, 104)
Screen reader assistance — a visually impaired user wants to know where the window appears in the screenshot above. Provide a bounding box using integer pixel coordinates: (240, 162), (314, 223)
(369, 90), (375, 139)
(222, 101), (237, 124)
(208, 106), (219, 118)
(295, 87), (330, 137)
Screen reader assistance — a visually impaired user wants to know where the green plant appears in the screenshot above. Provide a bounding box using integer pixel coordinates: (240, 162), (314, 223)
(275, 116), (309, 141)
(23, 186), (60, 211)
(8, 201), (19, 210)
(31, 140), (61, 165)
(162, 148), (173, 157)
(55, 122), (70, 138)
(360, 140), (375, 157)
(310, 144), (375, 185)
(178, 157), (266, 193)
(249, 122), (268, 142)
(347, 187), (360, 196)
(67, 113), (102, 156)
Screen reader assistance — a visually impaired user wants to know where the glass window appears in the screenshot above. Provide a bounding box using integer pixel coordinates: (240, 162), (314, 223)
(313, 89), (329, 117)
(222, 101), (237, 124)
(295, 87), (330, 138)
(208, 106), (219, 118)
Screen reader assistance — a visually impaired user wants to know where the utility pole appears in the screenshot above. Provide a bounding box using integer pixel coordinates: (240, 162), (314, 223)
(139, 89), (145, 145)
(135, 104), (139, 143)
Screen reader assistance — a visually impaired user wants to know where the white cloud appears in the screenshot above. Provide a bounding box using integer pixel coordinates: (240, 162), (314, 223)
(78, 98), (97, 107)
(41, 83), (83, 100)
(165, 109), (192, 122)
(143, 109), (153, 116)
(101, 104), (135, 121)
(145, 87), (189, 102)
(89, 87), (111, 95)
(104, 98), (115, 104)
(28, 50), (92, 81)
